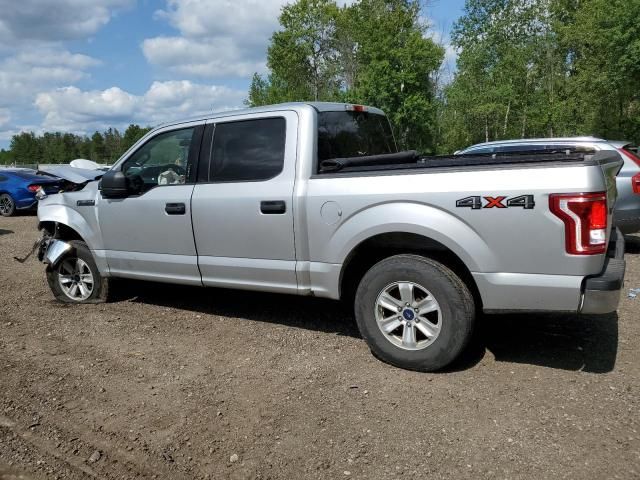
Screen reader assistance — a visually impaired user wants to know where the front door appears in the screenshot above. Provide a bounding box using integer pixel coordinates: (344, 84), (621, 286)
(191, 112), (298, 293)
(98, 124), (203, 285)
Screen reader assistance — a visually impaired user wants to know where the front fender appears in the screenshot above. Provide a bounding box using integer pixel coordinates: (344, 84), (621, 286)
(326, 202), (498, 272)
(37, 203), (103, 250)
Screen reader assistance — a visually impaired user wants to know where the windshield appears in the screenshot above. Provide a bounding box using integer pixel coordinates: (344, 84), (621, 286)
(317, 111), (397, 163)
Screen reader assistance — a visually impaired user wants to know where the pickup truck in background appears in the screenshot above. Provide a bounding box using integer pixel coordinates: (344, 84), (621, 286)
(35, 102), (626, 371)
(457, 137), (640, 234)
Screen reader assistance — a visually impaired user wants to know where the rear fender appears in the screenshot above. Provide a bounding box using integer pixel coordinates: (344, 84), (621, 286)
(329, 202), (497, 272)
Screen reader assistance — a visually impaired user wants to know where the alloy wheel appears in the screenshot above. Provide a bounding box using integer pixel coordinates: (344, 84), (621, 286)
(374, 281), (442, 350)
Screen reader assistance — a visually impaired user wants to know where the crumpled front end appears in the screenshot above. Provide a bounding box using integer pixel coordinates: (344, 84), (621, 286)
(37, 237), (73, 267)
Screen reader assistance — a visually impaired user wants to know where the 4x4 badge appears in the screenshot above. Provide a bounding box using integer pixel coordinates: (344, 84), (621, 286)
(456, 195), (535, 210)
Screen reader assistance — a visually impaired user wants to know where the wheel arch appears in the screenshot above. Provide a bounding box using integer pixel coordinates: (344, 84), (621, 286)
(339, 231), (482, 311)
(37, 204), (109, 276)
(37, 205), (99, 248)
(39, 220), (85, 242)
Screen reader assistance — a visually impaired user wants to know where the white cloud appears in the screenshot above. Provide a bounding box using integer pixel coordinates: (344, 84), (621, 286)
(0, 0), (130, 143)
(143, 36), (266, 78)
(0, 0), (132, 44)
(0, 125), (42, 142)
(0, 48), (100, 106)
(34, 80), (246, 133)
(143, 0), (287, 78)
(155, 0), (284, 45)
(143, 0), (358, 78)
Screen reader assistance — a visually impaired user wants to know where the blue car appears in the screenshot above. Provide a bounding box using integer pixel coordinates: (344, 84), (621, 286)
(0, 169), (63, 217)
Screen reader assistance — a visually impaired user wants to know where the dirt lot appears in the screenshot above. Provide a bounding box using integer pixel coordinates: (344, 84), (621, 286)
(0, 215), (639, 480)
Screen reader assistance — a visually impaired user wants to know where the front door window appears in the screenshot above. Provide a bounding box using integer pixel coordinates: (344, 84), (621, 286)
(121, 127), (195, 192)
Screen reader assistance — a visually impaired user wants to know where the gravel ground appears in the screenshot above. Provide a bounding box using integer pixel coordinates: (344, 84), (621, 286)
(0, 214), (639, 480)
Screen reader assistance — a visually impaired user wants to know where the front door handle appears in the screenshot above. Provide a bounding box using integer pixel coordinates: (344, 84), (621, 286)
(165, 202), (186, 215)
(260, 200), (286, 214)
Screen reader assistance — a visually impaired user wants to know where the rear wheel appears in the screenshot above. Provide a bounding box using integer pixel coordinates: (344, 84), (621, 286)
(354, 254), (475, 372)
(46, 240), (109, 303)
(0, 194), (15, 217)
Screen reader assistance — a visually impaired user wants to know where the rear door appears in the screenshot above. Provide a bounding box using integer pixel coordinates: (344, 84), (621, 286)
(191, 111), (299, 293)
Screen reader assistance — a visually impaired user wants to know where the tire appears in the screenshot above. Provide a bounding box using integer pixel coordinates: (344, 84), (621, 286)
(46, 240), (109, 304)
(354, 254), (475, 372)
(0, 193), (16, 217)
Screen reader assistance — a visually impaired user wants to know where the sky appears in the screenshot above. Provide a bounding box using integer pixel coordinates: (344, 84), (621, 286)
(0, 0), (466, 149)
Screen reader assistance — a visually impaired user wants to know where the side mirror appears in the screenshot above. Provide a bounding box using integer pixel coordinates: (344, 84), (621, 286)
(100, 170), (129, 198)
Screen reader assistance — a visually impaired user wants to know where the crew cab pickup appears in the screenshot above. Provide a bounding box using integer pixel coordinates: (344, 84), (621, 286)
(36, 102), (626, 371)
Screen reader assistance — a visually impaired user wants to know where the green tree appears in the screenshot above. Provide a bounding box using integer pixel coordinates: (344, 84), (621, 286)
(103, 128), (122, 162)
(248, 0), (444, 152)
(0, 149), (13, 165)
(90, 131), (106, 163)
(10, 132), (43, 165)
(122, 124), (151, 153)
(562, 0), (640, 142)
(248, 0), (342, 105)
(345, 0), (444, 151)
(438, 0), (581, 152)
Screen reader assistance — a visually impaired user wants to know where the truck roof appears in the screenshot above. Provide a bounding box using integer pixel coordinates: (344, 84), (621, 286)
(156, 102), (386, 130)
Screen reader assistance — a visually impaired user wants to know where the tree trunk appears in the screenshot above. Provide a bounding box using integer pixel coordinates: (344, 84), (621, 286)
(503, 100), (511, 137)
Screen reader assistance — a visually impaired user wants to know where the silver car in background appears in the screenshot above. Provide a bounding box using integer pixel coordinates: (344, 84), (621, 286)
(457, 137), (640, 233)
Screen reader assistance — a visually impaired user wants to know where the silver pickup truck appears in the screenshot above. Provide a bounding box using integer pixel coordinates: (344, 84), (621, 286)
(35, 102), (626, 371)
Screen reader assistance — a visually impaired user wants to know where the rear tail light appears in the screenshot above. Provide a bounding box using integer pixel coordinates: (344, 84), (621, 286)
(632, 173), (640, 194)
(27, 184), (41, 192)
(549, 192), (608, 255)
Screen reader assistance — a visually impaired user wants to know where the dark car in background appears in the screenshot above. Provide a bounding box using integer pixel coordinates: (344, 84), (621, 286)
(0, 169), (63, 217)
(456, 137), (640, 234)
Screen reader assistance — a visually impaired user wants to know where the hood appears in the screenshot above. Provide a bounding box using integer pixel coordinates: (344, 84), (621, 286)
(38, 165), (104, 184)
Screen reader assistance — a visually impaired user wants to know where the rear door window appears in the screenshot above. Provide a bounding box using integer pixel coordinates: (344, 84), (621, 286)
(209, 117), (286, 182)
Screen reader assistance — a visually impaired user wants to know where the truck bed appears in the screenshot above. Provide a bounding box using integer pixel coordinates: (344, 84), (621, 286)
(318, 149), (604, 175)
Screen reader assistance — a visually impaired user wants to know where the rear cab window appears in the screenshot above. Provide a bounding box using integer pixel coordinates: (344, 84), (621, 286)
(317, 110), (397, 172)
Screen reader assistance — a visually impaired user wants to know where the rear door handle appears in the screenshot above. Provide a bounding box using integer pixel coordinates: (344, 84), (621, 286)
(260, 200), (286, 214)
(165, 202), (186, 215)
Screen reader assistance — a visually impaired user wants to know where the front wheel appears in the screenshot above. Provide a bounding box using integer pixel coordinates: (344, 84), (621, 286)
(46, 240), (109, 303)
(354, 254), (475, 372)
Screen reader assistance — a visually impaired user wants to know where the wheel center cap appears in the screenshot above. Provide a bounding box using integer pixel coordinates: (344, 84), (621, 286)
(402, 309), (415, 321)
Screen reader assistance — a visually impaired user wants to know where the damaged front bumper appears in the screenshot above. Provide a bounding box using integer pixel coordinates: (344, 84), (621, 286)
(42, 239), (72, 266)
(36, 237), (72, 267)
